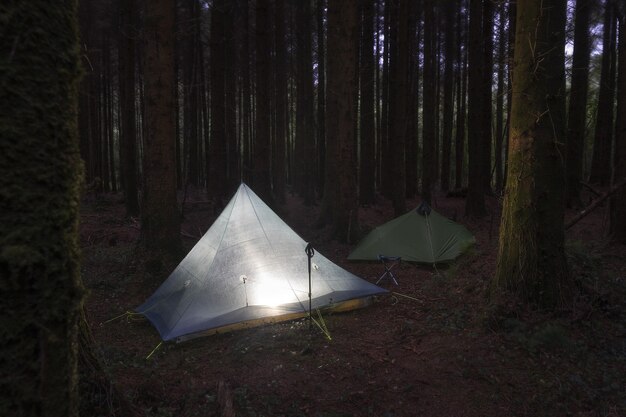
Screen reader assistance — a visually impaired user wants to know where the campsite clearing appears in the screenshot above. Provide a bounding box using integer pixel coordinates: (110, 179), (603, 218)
(82, 187), (626, 417)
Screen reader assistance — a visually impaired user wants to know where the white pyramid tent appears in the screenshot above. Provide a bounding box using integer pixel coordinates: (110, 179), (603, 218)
(137, 183), (386, 341)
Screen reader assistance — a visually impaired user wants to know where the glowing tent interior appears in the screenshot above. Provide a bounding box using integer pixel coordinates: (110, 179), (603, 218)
(137, 183), (386, 342)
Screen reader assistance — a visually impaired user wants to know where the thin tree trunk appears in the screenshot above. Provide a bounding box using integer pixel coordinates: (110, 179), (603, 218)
(494, 1), (506, 193)
(208, 0), (228, 199)
(274, 0), (288, 204)
(225, 1), (239, 190)
(481, 0), (494, 193)
(295, 0), (316, 205)
(465, 0), (486, 217)
(391, 0), (409, 215)
(317, 0), (327, 196)
(610, 12), (626, 242)
(454, 1), (467, 190)
(440, 0), (455, 192)
(589, 2), (617, 186)
(254, 0), (274, 205)
(421, 0), (436, 204)
(359, 0), (376, 205)
(405, 0), (421, 198)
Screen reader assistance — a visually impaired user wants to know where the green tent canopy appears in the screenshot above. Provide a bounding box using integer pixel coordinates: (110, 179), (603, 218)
(348, 202), (475, 264)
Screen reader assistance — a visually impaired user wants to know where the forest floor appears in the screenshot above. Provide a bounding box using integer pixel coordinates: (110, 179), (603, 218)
(80, 186), (626, 417)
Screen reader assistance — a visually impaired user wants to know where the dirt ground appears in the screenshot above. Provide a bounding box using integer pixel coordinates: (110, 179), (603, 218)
(80, 187), (626, 417)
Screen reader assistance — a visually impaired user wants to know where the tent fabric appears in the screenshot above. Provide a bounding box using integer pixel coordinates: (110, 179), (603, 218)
(136, 183), (386, 341)
(347, 203), (475, 264)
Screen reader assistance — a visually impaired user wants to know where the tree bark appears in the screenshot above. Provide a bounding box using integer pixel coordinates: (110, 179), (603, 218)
(254, 0), (274, 205)
(405, 0), (421, 198)
(565, 0), (592, 207)
(454, 2), (467, 190)
(327, 0), (360, 242)
(0, 1), (83, 414)
(465, 0), (487, 216)
(493, 0), (573, 308)
(440, 0), (455, 192)
(118, 0), (140, 216)
(295, 0), (316, 205)
(359, 0), (376, 205)
(390, 0), (409, 215)
(481, 0), (494, 193)
(421, 0), (437, 205)
(274, 0), (288, 204)
(494, 1), (506, 193)
(589, 2), (617, 186)
(317, 0), (327, 197)
(141, 0), (181, 259)
(611, 12), (626, 242)
(208, 0), (228, 199)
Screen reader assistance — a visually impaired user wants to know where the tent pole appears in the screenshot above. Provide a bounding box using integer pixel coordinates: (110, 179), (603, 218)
(305, 243), (315, 331)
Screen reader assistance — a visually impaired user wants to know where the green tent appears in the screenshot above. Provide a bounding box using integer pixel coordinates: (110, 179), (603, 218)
(348, 202), (475, 264)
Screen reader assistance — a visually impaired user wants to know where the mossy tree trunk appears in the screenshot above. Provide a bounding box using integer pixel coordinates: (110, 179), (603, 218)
(493, 0), (574, 308)
(0, 1), (84, 415)
(141, 0), (181, 259)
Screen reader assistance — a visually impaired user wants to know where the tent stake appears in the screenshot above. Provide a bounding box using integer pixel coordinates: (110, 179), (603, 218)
(305, 243), (315, 331)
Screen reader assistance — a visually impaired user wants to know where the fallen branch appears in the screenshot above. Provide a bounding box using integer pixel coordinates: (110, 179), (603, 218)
(566, 177), (626, 230)
(580, 181), (602, 197)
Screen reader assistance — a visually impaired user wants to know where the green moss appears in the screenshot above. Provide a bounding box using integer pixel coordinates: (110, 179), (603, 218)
(0, 1), (83, 416)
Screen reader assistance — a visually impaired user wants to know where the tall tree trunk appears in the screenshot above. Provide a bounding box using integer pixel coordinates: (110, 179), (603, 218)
(380, 0), (392, 197)
(240, 0), (252, 182)
(493, 0), (573, 308)
(494, 0), (506, 193)
(225, 1), (239, 191)
(421, 0), (436, 204)
(566, 0), (592, 207)
(327, 0), (360, 242)
(119, 0), (140, 216)
(481, 0), (494, 193)
(454, 2), (467, 190)
(359, 0), (376, 205)
(440, 0), (455, 192)
(317, 0), (327, 196)
(0, 1), (83, 414)
(141, 0), (181, 259)
(295, 0), (316, 205)
(208, 0), (228, 199)
(589, 2), (617, 186)
(254, 0), (274, 205)
(390, 0), (409, 215)
(465, 0), (487, 217)
(274, 0), (288, 204)
(405, 0), (421, 198)
(611, 12), (626, 242)
(503, 0), (516, 188)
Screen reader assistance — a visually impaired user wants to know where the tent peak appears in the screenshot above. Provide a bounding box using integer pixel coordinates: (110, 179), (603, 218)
(416, 201), (431, 216)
